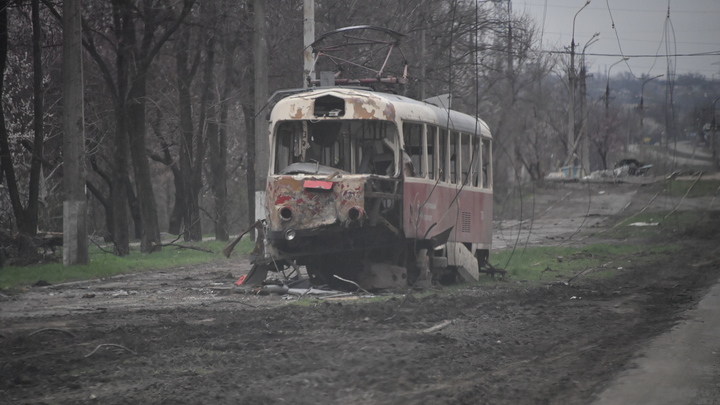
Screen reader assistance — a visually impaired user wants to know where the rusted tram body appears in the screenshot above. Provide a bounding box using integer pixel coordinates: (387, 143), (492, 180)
(262, 86), (492, 288)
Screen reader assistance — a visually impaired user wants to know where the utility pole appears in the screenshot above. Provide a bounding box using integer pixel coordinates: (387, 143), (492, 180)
(605, 58), (628, 118)
(567, 0), (591, 170)
(252, 0), (269, 236)
(580, 58), (589, 174)
(639, 74), (663, 144)
(303, 0), (315, 88)
(62, 0), (88, 265)
(579, 34), (598, 175)
(605, 58), (627, 152)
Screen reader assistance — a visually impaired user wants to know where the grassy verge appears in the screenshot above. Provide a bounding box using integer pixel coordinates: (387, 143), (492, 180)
(0, 238), (254, 290)
(490, 243), (679, 284)
(666, 179), (720, 198)
(603, 210), (706, 239)
(489, 207), (709, 284)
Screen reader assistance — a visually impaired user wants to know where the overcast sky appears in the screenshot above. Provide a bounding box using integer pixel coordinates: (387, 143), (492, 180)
(515, 0), (720, 79)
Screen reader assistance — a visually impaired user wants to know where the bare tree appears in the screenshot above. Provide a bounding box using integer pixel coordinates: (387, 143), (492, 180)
(0, 0), (54, 236)
(51, 0), (196, 253)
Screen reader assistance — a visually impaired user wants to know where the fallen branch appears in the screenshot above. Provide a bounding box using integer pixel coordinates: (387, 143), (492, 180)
(318, 292), (355, 300)
(564, 266), (594, 285)
(333, 274), (371, 295)
(28, 328), (77, 338)
(85, 343), (136, 358)
(89, 237), (114, 255)
(422, 320), (453, 333)
(223, 220), (263, 258)
(164, 243), (213, 253)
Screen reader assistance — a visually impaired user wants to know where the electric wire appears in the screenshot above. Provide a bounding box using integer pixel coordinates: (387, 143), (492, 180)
(605, 0), (636, 78)
(540, 0), (548, 46)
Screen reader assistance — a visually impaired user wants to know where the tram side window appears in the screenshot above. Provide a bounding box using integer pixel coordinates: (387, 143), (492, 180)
(471, 136), (481, 187)
(353, 121), (398, 176)
(438, 129), (447, 182)
(482, 138), (492, 188)
(449, 131), (459, 183)
(460, 133), (472, 185)
(402, 123), (424, 177)
(427, 126), (437, 180)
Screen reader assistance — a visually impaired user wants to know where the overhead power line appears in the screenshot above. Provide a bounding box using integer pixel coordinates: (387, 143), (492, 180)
(546, 50), (720, 58)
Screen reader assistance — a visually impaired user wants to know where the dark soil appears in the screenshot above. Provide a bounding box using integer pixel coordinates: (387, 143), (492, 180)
(2, 183), (720, 404)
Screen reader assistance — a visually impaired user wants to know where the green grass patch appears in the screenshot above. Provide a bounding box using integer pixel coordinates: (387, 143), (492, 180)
(666, 179), (720, 198)
(604, 210), (705, 239)
(0, 238), (254, 290)
(490, 243), (678, 283)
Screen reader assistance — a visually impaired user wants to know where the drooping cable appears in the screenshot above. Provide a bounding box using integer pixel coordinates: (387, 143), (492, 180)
(605, 0), (636, 78)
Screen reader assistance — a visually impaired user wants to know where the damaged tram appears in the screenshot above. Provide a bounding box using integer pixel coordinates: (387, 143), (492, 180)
(262, 87), (493, 289)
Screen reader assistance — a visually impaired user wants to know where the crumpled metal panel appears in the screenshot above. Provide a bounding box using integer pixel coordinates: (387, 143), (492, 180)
(346, 96), (396, 121)
(288, 102), (312, 120)
(266, 175), (366, 232)
(271, 91), (397, 123)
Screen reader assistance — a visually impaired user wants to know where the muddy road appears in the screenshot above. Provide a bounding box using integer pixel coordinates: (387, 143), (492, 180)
(2, 181), (720, 404)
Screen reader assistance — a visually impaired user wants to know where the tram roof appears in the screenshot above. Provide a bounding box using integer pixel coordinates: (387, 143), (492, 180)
(271, 87), (492, 139)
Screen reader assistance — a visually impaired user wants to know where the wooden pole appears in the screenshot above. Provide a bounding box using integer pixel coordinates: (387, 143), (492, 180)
(303, 0), (315, 88)
(62, 0), (88, 265)
(254, 0), (269, 236)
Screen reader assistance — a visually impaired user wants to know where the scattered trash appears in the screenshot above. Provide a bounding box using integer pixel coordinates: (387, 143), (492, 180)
(240, 275), (377, 300)
(546, 158), (652, 181)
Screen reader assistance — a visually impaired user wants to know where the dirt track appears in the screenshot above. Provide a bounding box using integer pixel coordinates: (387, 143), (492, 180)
(2, 181), (720, 404)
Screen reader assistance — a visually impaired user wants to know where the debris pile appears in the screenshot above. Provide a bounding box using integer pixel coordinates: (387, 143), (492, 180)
(545, 158), (652, 182)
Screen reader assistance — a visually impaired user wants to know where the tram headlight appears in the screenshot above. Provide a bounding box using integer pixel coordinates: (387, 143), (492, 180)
(284, 228), (296, 241)
(348, 206), (362, 221)
(279, 206), (293, 221)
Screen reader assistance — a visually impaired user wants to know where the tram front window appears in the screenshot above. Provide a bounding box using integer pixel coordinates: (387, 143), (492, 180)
(273, 120), (399, 176)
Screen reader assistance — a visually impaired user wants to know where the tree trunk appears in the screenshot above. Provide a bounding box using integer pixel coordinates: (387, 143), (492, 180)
(205, 36), (229, 241)
(127, 77), (162, 252)
(0, 0), (45, 236)
(86, 181), (114, 240)
(111, 112), (131, 255)
(0, 0), (24, 231)
(124, 176), (142, 240)
(175, 28), (202, 242)
(213, 57), (232, 241)
(110, 0), (132, 255)
(26, 0), (44, 236)
(167, 164), (184, 235)
(196, 35), (217, 239)
(243, 103), (255, 241)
